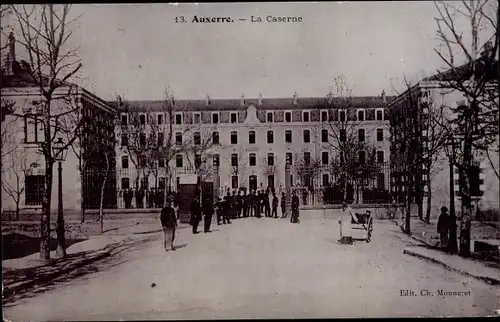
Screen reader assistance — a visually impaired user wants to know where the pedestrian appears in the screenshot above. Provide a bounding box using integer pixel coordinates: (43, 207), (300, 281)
(237, 190), (243, 218)
(272, 193), (279, 218)
(160, 198), (178, 251)
(291, 191), (300, 223)
(264, 191), (271, 217)
(437, 206), (450, 249)
(248, 190), (255, 217)
(224, 192), (233, 224)
(280, 192), (286, 218)
(215, 198), (223, 225)
(231, 190), (238, 219)
(190, 195), (202, 234)
(255, 190), (262, 218)
(338, 201), (357, 245)
(242, 189), (248, 218)
(202, 195), (214, 233)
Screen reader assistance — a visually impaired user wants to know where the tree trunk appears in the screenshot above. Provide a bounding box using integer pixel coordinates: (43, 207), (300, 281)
(40, 161), (54, 260)
(425, 177), (432, 224)
(80, 171), (85, 223)
(15, 203), (20, 221)
(404, 170), (412, 235)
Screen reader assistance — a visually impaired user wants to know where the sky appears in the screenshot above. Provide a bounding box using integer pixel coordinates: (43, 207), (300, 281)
(4, 2), (496, 101)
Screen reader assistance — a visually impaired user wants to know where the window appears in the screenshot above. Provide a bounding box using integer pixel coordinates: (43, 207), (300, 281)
(175, 132), (182, 145)
(157, 114), (163, 125)
(231, 112), (238, 123)
(285, 130), (292, 143)
(267, 112), (273, 123)
(212, 112), (219, 124)
(321, 111), (328, 122)
(159, 177), (166, 190)
(122, 156), (129, 169)
(194, 113), (201, 124)
(357, 109), (365, 121)
(176, 154), (183, 167)
(376, 109), (384, 121)
(340, 129), (346, 142)
(285, 111), (292, 122)
(303, 111), (310, 122)
(359, 151), (366, 164)
(140, 177), (149, 190)
(377, 151), (384, 163)
(339, 110), (346, 122)
(377, 129), (383, 142)
(121, 134), (128, 146)
(249, 131), (256, 144)
(121, 114), (128, 125)
(25, 175), (45, 205)
(304, 152), (311, 165)
(158, 158), (165, 168)
(231, 131), (238, 144)
(267, 153), (274, 166)
(195, 154), (202, 168)
(213, 154), (220, 167)
(121, 177), (130, 190)
(267, 175), (275, 190)
(231, 154), (238, 167)
(158, 133), (164, 146)
(322, 151), (329, 165)
(140, 114), (146, 125)
(340, 152), (345, 164)
(194, 132), (201, 145)
(303, 129), (311, 143)
(267, 130), (274, 144)
(322, 174), (329, 186)
(24, 114), (42, 143)
(377, 173), (385, 190)
(321, 129), (328, 143)
(232, 176), (239, 189)
(286, 152), (293, 165)
(358, 129), (365, 142)
(175, 113), (183, 125)
(212, 131), (219, 144)
(249, 153), (256, 166)
(139, 133), (146, 147)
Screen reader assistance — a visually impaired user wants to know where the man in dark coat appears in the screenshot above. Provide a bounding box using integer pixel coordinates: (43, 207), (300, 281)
(437, 206), (450, 249)
(215, 198), (223, 225)
(231, 190), (238, 219)
(255, 190), (261, 218)
(291, 191), (300, 223)
(224, 192), (233, 224)
(236, 190), (243, 218)
(247, 191), (254, 217)
(280, 192), (286, 218)
(242, 190), (248, 217)
(160, 199), (178, 251)
(272, 193), (279, 218)
(202, 195), (214, 233)
(264, 191), (271, 217)
(190, 195), (202, 234)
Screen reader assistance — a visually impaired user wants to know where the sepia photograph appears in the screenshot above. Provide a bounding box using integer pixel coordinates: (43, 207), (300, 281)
(1, 2), (499, 320)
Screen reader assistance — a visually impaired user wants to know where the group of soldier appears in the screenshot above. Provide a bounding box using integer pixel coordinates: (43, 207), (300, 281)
(189, 187), (303, 234)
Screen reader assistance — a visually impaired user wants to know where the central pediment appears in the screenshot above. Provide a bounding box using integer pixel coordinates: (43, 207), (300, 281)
(244, 104), (261, 125)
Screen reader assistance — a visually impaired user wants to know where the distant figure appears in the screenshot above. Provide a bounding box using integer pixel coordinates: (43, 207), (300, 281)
(248, 190), (255, 217)
(242, 190), (248, 217)
(160, 199), (178, 251)
(264, 191), (271, 217)
(224, 192), (233, 224)
(231, 190), (238, 219)
(190, 195), (202, 234)
(272, 193), (279, 218)
(280, 192), (286, 218)
(302, 189), (308, 206)
(237, 190), (243, 218)
(437, 206), (450, 249)
(215, 198), (223, 225)
(202, 195), (214, 233)
(291, 191), (300, 223)
(255, 190), (262, 218)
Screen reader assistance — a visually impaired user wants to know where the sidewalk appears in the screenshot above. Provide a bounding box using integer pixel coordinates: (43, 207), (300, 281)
(403, 246), (500, 286)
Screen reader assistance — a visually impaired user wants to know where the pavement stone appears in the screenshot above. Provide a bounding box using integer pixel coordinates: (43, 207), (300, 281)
(403, 246), (500, 286)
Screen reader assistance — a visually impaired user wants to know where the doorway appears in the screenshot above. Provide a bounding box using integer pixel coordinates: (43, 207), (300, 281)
(249, 175), (257, 192)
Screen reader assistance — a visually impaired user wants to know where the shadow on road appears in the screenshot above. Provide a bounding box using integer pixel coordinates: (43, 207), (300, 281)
(2, 233), (87, 260)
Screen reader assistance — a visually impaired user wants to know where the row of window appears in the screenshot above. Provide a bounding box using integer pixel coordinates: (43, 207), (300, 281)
(120, 150), (385, 170)
(120, 109), (386, 126)
(120, 128), (385, 147)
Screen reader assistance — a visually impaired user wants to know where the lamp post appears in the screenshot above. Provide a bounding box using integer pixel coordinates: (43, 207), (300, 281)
(444, 135), (458, 254)
(53, 137), (69, 258)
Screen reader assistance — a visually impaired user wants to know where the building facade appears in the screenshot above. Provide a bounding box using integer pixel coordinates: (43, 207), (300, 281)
(112, 93), (391, 208)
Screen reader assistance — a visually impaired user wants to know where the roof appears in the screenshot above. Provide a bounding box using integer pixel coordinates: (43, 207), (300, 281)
(110, 96), (394, 113)
(423, 54), (498, 83)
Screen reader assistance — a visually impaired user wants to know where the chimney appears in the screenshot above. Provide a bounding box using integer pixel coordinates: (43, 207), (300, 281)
(240, 93), (245, 107)
(205, 93), (210, 106)
(258, 93), (263, 106)
(327, 90), (333, 103)
(293, 92), (298, 105)
(381, 90), (386, 103)
(5, 32), (15, 76)
(116, 95), (122, 106)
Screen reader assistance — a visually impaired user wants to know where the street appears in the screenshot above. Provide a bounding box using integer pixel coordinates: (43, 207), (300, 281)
(3, 210), (499, 320)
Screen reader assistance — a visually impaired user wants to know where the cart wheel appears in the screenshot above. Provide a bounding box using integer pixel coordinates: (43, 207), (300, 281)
(366, 218), (373, 243)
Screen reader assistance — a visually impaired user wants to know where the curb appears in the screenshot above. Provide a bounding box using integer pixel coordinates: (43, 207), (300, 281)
(2, 249), (111, 301)
(403, 248), (500, 286)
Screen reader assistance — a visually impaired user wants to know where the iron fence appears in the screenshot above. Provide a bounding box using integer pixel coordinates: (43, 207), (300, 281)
(82, 168), (117, 209)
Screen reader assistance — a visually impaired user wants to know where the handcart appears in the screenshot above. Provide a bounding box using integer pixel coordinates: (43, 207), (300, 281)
(351, 210), (374, 243)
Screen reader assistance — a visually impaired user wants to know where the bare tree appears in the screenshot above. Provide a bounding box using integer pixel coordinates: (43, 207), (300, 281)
(433, 0), (498, 257)
(2, 148), (28, 220)
(6, 4), (83, 259)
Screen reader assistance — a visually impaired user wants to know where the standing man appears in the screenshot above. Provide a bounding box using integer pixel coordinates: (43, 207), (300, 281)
(272, 192), (279, 218)
(248, 190), (255, 217)
(437, 206), (450, 249)
(160, 197), (178, 251)
(242, 189), (248, 218)
(190, 195), (202, 234)
(215, 197), (223, 225)
(237, 190), (243, 218)
(255, 190), (262, 218)
(339, 201), (357, 245)
(291, 191), (300, 223)
(202, 194), (214, 233)
(231, 190), (238, 220)
(264, 191), (271, 217)
(280, 192), (287, 218)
